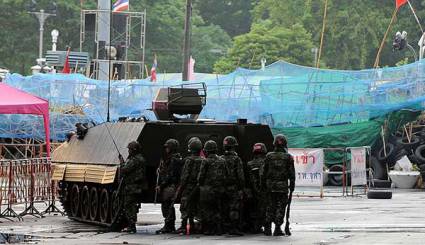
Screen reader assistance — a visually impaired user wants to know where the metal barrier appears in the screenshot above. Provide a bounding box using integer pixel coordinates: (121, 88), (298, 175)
(293, 147), (370, 198)
(0, 158), (62, 220)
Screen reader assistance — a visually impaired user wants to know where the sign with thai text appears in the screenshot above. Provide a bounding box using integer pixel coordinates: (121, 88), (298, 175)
(350, 148), (367, 186)
(289, 148), (324, 187)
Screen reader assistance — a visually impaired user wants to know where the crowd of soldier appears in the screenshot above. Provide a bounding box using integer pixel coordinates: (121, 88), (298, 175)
(119, 134), (295, 236)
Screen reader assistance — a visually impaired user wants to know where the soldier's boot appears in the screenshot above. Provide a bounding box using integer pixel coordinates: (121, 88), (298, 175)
(122, 223), (136, 234)
(174, 219), (187, 234)
(188, 218), (195, 234)
(203, 224), (214, 236)
(264, 223), (272, 236)
(215, 224), (223, 236)
(273, 224), (284, 236)
(155, 222), (175, 234)
(228, 223), (243, 236)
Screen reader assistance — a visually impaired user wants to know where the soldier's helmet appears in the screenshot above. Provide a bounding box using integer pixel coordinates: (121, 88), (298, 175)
(127, 141), (141, 152)
(204, 140), (218, 153)
(223, 136), (238, 148)
(164, 139), (180, 152)
(273, 134), (287, 147)
(188, 137), (203, 152)
(253, 143), (267, 154)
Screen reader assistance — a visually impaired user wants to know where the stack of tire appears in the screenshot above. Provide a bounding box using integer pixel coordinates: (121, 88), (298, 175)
(368, 131), (425, 199)
(372, 133), (421, 180)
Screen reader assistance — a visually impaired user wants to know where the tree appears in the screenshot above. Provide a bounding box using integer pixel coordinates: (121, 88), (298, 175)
(214, 23), (314, 73)
(195, 0), (256, 37)
(192, 25), (232, 73)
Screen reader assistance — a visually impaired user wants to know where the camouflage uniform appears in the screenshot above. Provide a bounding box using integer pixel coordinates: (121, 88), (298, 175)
(262, 134), (295, 236)
(120, 141), (147, 233)
(198, 140), (227, 235)
(176, 137), (203, 234)
(222, 136), (245, 236)
(245, 143), (267, 233)
(156, 139), (183, 234)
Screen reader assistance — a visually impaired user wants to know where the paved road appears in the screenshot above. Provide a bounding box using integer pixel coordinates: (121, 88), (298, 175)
(0, 188), (424, 244)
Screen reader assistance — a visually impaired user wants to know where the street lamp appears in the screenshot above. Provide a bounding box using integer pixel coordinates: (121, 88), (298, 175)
(29, 2), (57, 59)
(51, 29), (59, 51)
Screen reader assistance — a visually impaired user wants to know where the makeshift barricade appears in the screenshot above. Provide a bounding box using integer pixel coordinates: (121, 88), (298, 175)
(0, 158), (57, 219)
(291, 147), (371, 198)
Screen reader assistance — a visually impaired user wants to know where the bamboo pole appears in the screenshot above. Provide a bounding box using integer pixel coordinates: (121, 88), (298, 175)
(317, 0), (329, 68)
(374, 8), (398, 68)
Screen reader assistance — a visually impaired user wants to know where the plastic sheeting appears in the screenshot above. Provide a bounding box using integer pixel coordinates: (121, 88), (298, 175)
(3, 60), (425, 142)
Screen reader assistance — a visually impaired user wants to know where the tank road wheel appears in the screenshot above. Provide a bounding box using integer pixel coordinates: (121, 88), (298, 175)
(111, 190), (121, 221)
(99, 189), (110, 223)
(89, 187), (99, 221)
(70, 184), (80, 217)
(81, 186), (90, 220)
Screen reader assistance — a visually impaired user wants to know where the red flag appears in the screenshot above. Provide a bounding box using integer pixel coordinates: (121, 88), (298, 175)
(396, 0), (408, 9)
(62, 48), (71, 74)
(150, 55), (157, 82)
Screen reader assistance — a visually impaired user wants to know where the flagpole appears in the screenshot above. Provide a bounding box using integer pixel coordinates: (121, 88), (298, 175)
(407, 0), (424, 33)
(107, 3), (113, 122)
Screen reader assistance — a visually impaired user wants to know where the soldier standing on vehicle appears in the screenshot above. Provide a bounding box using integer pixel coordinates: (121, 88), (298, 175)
(119, 141), (147, 234)
(156, 139), (183, 234)
(198, 140), (227, 235)
(222, 136), (245, 236)
(246, 143), (268, 234)
(262, 134), (295, 236)
(175, 137), (204, 234)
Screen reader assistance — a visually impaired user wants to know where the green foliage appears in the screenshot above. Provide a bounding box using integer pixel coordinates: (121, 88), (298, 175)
(214, 23), (314, 73)
(195, 0), (255, 37)
(2, 0), (425, 75)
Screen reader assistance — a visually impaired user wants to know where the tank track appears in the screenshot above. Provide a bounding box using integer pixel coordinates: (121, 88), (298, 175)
(58, 181), (128, 231)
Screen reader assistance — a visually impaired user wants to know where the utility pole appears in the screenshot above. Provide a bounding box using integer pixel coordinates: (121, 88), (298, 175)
(30, 9), (56, 59)
(182, 0), (192, 81)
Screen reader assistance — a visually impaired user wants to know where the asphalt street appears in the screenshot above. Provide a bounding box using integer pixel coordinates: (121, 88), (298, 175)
(0, 188), (424, 244)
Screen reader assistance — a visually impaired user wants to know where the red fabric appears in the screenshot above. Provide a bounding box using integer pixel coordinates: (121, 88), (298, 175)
(0, 83), (50, 156)
(62, 51), (71, 74)
(396, 0), (408, 9)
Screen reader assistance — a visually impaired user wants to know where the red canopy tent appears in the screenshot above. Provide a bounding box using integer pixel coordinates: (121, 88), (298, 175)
(0, 83), (50, 157)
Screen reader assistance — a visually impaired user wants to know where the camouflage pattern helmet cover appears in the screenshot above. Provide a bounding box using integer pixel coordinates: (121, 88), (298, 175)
(127, 141), (141, 151)
(164, 139), (180, 152)
(188, 137), (203, 152)
(223, 136), (238, 147)
(273, 134), (287, 147)
(204, 140), (218, 152)
(253, 143), (267, 154)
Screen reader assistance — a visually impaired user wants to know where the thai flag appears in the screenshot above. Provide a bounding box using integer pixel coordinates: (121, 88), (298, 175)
(113, 0), (129, 12)
(150, 56), (157, 82)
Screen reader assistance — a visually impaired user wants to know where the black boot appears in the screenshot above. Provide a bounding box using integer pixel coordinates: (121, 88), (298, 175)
(216, 224), (223, 236)
(189, 218), (195, 234)
(174, 219), (187, 234)
(155, 222), (175, 234)
(203, 224), (214, 236)
(264, 223), (272, 236)
(122, 223), (136, 234)
(273, 224), (284, 236)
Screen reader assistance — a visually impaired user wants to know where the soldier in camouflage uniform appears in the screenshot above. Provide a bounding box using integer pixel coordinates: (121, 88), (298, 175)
(245, 143), (267, 234)
(119, 141), (147, 233)
(175, 137), (204, 234)
(222, 136), (245, 236)
(198, 140), (227, 235)
(262, 134), (295, 236)
(156, 139), (183, 234)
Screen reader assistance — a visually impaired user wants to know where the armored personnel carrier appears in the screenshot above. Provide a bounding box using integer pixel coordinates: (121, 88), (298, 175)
(52, 83), (273, 229)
